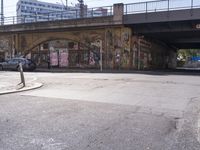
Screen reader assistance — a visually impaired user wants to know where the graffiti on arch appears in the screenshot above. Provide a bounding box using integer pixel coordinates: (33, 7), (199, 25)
(0, 39), (10, 51)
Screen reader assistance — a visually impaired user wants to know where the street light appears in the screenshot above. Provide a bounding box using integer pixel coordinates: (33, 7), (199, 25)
(1, 0), (4, 25)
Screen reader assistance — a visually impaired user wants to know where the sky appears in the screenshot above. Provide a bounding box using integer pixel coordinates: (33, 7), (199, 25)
(3, 0), (198, 17)
(3, 0), (152, 17)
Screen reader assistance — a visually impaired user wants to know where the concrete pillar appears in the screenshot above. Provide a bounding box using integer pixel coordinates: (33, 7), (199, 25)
(113, 3), (124, 24)
(13, 34), (20, 56)
(168, 50), (177, 69)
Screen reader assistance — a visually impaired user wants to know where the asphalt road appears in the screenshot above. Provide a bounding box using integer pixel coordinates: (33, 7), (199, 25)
(0, 71), (200, 150)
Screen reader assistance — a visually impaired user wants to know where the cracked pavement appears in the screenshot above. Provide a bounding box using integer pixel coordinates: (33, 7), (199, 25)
(0, 71), (200, 149)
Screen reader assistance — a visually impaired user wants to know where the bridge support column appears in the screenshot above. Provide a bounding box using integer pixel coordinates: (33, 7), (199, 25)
(113, 3), (124, 24)
(168, 50), (177, 69)
(11, 34), (19, 58)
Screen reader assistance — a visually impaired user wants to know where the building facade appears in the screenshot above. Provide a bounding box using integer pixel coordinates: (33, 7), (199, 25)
(16, 0), (108, 23)
(16, 0), (80, 23)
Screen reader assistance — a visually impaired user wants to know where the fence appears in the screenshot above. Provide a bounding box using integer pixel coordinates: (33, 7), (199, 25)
(124, 0), (200, 14)
(0, 5), (113, 25)
(1, 0), (200, 25)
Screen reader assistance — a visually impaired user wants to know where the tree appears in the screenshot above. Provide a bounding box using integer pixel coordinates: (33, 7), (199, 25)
(177, 49), (200, 61)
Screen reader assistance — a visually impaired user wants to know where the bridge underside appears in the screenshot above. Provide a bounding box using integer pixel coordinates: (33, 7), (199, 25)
(129, 21), (200, 49)
(124, 7), (200, 49)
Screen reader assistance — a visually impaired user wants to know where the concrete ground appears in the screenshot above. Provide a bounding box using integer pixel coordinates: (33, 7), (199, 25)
(0, 72), (42, 95)
(0, 71), (200, 150)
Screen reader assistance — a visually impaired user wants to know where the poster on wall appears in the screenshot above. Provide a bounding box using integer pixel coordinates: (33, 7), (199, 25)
(89, 51), (95, 65)
(59, 49), (69, 67)
(50, 51), (58, 66)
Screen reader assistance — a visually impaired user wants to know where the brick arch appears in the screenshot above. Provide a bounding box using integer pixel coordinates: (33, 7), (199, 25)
(20, 30), (105, 56)
(24, 37), (91, 56)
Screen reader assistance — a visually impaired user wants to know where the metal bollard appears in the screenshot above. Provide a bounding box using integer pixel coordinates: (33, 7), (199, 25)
(18, 62), (26, 87)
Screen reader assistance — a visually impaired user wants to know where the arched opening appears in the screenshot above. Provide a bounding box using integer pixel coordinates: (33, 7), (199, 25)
(177, 49), (200, 69)
(26, 38), (101, 69)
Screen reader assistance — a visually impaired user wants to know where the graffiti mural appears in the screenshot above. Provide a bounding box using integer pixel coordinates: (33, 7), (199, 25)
(106, 29), (114, 68)
(115, 48), (121, 69)
(50, 51), (58, 66)
(78, 31), (104, 67)
(90, 39), (102, 66)
(49, 41), (69, 67)
(0, 39), (10, 51)
(132, 37), (139, 69)
(89, 52), (95, 65)
(122, 28), (131, 52)
(0, 37), (12, 59)
(20, 35), (27, 51)
(121, 28), (131, 68)
(59, 49), (69, 67)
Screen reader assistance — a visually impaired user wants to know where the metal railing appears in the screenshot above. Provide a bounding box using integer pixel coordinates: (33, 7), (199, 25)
(124, 0), (200, 14)
(0, 5), (113, 25)
(1, 0), (200, 25)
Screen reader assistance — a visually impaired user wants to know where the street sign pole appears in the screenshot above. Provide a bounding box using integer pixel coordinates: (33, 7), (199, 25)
(18, 62), (26, 87)
(1, 0), (4, 25)
(100, 49), (103, 72)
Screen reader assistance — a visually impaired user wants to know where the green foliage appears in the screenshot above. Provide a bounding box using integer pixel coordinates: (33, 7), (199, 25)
(177, 49), (200, 61)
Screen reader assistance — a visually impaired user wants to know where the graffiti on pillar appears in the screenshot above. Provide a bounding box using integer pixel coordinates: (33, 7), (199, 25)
(122, 28), (131, 52)
(121, 50), (130, 68)
(106, 30), (113, 46)
(114, 29), (122, 49)
(91, 39), (102, 51)
(115, 48), (121, 65)
(0, 39), (10, 51)
(90, 39), (102, 66)
(121, 28), (131, 68)
(80, 31), (102, 48)
(0, 38), (12, 59)
(21, 36), (27, 51)
(114, 29), (122, 68)
(106, 29), (114, 68)
(88, 41), (100, 66)
(132, 40), (139, 68)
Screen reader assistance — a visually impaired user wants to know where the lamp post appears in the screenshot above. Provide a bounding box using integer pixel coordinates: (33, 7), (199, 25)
(1, 0), (4, 25)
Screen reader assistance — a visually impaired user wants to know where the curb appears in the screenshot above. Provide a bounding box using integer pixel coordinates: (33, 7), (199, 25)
(0, 82), (43, 95)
